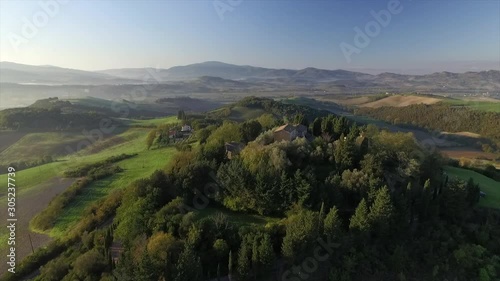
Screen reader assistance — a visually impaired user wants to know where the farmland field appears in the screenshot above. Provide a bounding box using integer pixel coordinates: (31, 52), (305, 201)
(360, 95), (442, 108)
(0, 177), (75, 273)
(0, 131), (27, 153)
(444, 166), (500, 209)
(0, 115), (180, 271)
(0, 132), (94, 165)
(444, 98), (500, 112)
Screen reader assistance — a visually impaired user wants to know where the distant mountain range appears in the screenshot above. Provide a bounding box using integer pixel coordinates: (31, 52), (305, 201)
(1, 61), (499, 92)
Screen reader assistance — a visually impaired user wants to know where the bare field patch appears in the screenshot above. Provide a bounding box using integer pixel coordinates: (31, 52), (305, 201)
(360, 95), (442, 108)
(440, 148), (498, 161)
(441, 131), (482, 138)
(0, 131), (27, 153)
(0, 177), (75, 273)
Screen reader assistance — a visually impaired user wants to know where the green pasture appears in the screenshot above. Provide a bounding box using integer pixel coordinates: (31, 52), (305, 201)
(444, 166), (500, 209)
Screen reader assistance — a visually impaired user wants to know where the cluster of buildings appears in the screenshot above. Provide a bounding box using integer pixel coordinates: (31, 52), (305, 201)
(224, 123), (309, 159)
(168, 124), (193, 140)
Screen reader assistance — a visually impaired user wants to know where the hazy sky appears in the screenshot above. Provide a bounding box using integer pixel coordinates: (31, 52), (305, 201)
(0, 0), (499, 74)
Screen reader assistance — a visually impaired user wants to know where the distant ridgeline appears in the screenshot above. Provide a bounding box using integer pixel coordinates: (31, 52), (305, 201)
(0, 97), (109, 130)
(356, 103), (500, 148)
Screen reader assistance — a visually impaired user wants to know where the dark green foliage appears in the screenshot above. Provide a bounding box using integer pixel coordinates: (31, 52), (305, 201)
(349, 199), (370, 233)
(174, 246), (203, 281)
(241, 120), (262, 142)
(282, 209), (320, 263)
(177, 109), (187, 120)
(258, 234), (276, 273)
(356, 103), (500, 146)
(323, 206), (343, 240)
(73, 249), (108, 280)
(231, 96), (331, 121)
(368, 186), (395, 237)
(237, 242), (251, 281)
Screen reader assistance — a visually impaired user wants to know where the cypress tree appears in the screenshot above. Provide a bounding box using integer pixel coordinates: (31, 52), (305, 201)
(369, 186), (395, 236)
(349, 198), (370, 232)
(228, 250), (233, 281)
(324, 206), (343, 239)
(258, 234), (276, 273)
(237, 243), (251, 281)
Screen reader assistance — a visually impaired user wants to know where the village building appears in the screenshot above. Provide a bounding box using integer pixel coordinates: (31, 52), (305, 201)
(181, 124), (192, 132)
(273, 123), (308, 142)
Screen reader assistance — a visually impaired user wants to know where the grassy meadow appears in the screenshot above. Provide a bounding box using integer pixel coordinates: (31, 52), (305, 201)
(443, 98), (500, 112)
(444, 166), (500, 209)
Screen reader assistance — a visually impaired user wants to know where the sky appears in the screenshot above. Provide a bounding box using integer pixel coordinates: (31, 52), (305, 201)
(0, 0), (499, 74)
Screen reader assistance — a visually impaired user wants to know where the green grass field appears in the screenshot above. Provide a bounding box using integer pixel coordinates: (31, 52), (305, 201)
(443, 99), (500, 112)
(117, 116), (178, 127)
(49, 145), (177, 237)
(0, 132), (91, 165)
(444, 166), (500, 209)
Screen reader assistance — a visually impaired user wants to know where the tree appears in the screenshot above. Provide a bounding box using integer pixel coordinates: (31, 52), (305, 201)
(147, 231), (178, 263)
(237, 243), (251, 281)
(146, 129), (157, 149)
(256, 113), (276, 130)
(293, 113), (307, 126)
(196, 128), (212, 144)
(214, 239), (230, 262)
(177, 110), (186, 120)
(73, 249), (108, 279)
(334, 136), (357, 172)
(135, 250), (160, 281)
(258, 234), (276, 273)
(252, 237), (259, 279)
(39, 257), (70, 281)
(318, 202), (325, 232)
(175, 246), (203, 281)
(241, 120), (262, 143)
(206, 121), (243, 145)
(349, 199), (370, 233)
(324, 206), (343, 240)
(312, 117), (322, 136)
(368, 186), (395, 237)
(228, 250), (234, 281)
(282, 209), (320, 263)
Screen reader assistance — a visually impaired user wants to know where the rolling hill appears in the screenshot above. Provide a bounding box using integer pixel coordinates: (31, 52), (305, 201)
(0, 62), (139, 85)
